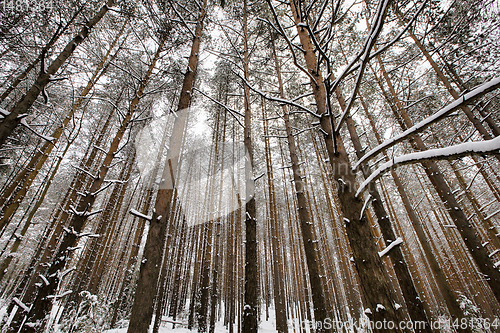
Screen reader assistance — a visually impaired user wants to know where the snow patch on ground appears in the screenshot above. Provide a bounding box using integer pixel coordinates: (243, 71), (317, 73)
(104, 307), (279, 333)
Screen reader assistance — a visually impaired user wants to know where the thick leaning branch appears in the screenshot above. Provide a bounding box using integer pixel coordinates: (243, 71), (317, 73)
(353, 76), (500, 171)
(356, 136), (500, 196)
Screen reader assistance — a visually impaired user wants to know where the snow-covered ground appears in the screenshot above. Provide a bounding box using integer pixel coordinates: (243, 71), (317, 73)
(104, 309), (279, 333)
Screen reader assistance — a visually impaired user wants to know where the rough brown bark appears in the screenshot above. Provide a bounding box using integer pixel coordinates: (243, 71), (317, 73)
(344, 111), (431, 331)
(285, 0), (405, 329)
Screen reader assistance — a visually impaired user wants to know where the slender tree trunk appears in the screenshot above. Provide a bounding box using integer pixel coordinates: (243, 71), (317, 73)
(242, 0), (258, 331)
(126, 2), (206, 331)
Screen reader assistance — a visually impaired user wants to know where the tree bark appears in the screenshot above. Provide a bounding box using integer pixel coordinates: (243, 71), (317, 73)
(242, 0), (259, 331)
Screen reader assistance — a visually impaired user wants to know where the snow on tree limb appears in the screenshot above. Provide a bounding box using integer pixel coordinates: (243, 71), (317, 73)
(378, 237), (403, 257)
(334, 0), (392, 132)
(13, 297), (30, 312)
(233, 69), (320, 119)
(130, 208), (152, 221)
(20, 118), (55, 143)
(356, 136), (500, 197)
(353, 77), (500, 171)
(360, 194), (372, 220)
(46, 290), (73, 300)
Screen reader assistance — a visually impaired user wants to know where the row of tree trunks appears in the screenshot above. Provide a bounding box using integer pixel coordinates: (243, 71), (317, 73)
(0, 19), (128, 235)
(261, 74), (287, 332)
(0, 0), (116, 147)
(2, 102), (116, 331)
(18, 32), (167, 333)
(271, 36), (329, 328)
(372, 49), (500, 307)
(126, 1), (207, 331)
(56, 149), (136, 329)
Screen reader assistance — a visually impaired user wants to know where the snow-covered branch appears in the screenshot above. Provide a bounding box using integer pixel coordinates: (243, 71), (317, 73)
(353, 77), (500, 171)
(334, 0), (392, 132)
(71, 165), (98, 179)
(130, 208), (152, 221)
(356, 136), (500, 197)
(378, 237), (403, 257)
(20, 117), (55, 143)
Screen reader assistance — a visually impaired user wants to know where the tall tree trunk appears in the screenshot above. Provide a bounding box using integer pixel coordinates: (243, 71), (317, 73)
(283, 0), (405, 328)
(126, 2), (206, 331)
(242, 0), (258, 331)
(261, 89), (287, 332)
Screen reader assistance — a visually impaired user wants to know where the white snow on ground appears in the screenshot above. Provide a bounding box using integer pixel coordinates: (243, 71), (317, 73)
(104, 310), (279, 333)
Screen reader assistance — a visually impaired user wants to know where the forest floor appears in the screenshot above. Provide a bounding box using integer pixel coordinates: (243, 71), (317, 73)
(104, 311), (279, 333)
